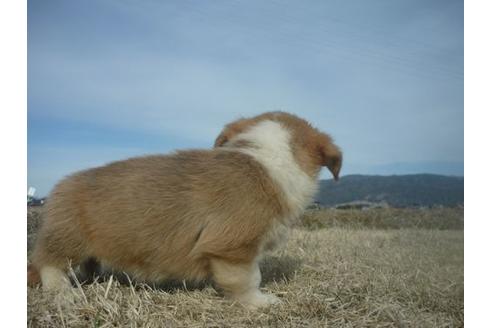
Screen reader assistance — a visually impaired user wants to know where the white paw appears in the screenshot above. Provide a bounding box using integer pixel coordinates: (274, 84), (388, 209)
(238, 290), (281, 309)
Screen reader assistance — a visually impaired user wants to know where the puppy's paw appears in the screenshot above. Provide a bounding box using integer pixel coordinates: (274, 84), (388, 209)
(238, 290), (281, 309)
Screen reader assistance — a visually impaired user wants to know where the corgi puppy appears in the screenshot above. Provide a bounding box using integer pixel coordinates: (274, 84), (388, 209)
(28, 111), (342, 308)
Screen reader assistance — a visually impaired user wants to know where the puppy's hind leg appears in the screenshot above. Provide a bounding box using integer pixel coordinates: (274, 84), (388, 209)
(211, 258), (280, 309)
(32, 245), (72, 291)
(30, 231), (87, 291)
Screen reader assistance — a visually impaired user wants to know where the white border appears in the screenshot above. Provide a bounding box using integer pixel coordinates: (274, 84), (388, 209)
(0, 0), (27, 325)
(464, 1), (492, 326)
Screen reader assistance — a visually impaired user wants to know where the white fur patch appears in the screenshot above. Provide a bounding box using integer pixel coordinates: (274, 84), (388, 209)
(229, 120), (318, 218)
(40, 266), (71, 290)
(211, 258), (280, 308)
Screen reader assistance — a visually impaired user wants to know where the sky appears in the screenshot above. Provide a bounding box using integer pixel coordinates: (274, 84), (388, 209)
(28, 0), (464, 197)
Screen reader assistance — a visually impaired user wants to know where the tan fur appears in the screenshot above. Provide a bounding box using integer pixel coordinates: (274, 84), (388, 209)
(28, 111), (342, 308)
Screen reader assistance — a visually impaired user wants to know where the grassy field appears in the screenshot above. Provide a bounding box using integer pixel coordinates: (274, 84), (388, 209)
(27, 207), (463, 327)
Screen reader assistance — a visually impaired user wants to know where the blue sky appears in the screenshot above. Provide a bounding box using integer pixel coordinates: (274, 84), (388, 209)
(28, 0), (463, 196)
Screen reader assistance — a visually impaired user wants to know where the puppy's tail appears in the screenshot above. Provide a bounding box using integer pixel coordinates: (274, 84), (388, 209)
(27, 263), (41, 287)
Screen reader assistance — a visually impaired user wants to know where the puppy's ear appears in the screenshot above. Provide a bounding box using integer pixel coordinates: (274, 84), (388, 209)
(317, 133), (343, 180)
(214, 118), (254, 147)
(214, 133), (229, 147)
(214, 127), (237, 147)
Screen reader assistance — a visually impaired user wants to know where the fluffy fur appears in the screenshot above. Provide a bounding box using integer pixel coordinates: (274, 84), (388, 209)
(28, 111), (342, 308)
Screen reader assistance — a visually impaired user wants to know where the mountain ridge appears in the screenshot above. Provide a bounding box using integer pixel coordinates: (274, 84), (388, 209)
(315, 174), (463, 207)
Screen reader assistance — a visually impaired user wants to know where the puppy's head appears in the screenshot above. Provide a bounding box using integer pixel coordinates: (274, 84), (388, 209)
(214, 112), (342, 180)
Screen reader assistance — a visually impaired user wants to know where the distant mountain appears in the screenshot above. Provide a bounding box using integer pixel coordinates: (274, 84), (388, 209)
(342, 161), (464, 177)
(367, 162), (464, 176)
(316, 174), (464, 207)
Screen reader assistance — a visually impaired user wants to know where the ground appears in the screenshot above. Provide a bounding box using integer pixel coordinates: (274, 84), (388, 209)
(27, 207), (463, 328)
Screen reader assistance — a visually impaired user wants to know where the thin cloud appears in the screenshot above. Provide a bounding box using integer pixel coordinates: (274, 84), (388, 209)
(28, 0), (464, 195)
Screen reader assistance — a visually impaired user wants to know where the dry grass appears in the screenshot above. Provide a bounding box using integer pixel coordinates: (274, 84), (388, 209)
(300, 207), (464, 230)
(27, 208), (463, 327)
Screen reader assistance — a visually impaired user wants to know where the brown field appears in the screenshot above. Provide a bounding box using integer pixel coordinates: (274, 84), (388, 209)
(27, 207), (463, 327)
